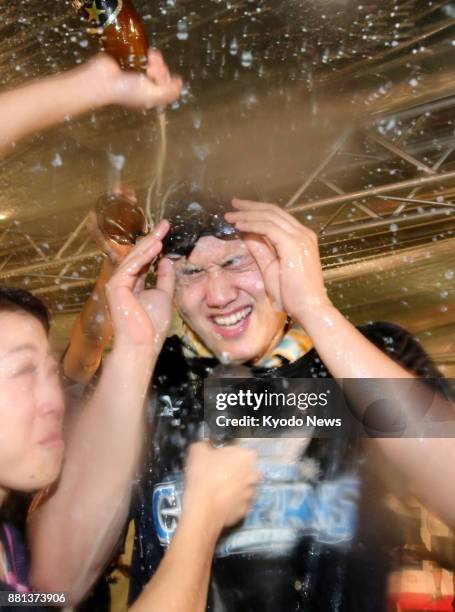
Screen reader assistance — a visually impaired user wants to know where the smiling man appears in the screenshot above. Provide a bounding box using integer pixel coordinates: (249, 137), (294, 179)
(126, 193), (454, 612)
(170, 222), (288, 364)
(176, 236), (286, 362)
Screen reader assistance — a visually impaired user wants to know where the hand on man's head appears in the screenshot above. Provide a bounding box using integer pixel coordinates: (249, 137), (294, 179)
(226, 199), (332, 325)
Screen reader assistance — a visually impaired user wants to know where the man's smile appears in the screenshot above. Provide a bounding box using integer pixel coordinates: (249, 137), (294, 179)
(209, 305), (253, 338)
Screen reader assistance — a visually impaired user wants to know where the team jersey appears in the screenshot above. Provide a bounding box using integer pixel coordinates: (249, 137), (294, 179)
(129, 322), (448, 612)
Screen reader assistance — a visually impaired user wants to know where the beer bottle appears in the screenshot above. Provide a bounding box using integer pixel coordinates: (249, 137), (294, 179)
(96, 193), (148, 245)
(73, 0), (149, 70)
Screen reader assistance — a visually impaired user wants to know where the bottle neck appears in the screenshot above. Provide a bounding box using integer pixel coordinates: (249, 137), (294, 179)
(74, 0), (124, 31)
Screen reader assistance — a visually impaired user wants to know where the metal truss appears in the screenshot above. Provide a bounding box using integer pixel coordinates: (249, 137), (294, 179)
(2, 36), (455, 312)
(0, 212), (100, 311)
(284, 99), (455, 241)
(1, 116), (455, 311)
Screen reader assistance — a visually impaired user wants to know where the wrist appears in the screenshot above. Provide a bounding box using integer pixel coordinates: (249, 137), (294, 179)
(78, 54), (120, 108)
(294, 298), (338, 329)
(180, 492), (224, 540)
(110, 341), (158, 370)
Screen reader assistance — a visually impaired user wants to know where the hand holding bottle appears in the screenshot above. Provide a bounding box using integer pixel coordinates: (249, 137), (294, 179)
(86, 50), (182, 110)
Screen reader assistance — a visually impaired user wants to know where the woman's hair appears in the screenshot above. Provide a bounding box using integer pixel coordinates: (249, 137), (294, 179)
(0, 287), (49, 333)
(0, 492), (31, 529)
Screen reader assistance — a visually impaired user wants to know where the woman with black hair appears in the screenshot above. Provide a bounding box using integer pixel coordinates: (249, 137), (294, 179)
(0, 288), (65, 605)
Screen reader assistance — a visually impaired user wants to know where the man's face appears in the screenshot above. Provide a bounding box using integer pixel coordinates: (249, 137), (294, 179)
(173, 236), (287, 364)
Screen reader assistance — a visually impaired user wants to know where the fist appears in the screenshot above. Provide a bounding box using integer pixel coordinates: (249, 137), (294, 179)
(184, 442), (261, 529)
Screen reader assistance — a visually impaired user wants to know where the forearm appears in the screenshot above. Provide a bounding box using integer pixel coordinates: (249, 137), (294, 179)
(79, 258), (116, 341)
(29, 344), (156, 602)
(63, 259), (115, 382)
(298, 302), (412, 379)
(300, 303), (455, 524)
(130, 505), (220, 612)
(0, 60), (110, 155)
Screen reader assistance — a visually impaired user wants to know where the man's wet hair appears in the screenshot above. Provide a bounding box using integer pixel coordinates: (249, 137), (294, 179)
(162, 191), (239, 258)
(0, 287), (50, 333)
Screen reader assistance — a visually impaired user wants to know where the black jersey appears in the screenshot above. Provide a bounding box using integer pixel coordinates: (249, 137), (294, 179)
(129, 322), (446, 612)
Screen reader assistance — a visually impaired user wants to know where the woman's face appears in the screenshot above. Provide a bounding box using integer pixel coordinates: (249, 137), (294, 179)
(0, 311), (65, 492)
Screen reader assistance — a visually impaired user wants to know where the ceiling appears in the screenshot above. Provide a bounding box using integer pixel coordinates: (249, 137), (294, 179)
(0, 0), (454, 370)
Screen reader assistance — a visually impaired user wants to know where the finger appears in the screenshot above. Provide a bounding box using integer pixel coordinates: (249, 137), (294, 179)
(121, 236), (162, 272)
(232, 198), (276, 208)
(232, 198), (303, 231)
(229, 204), (303, 233)
(117, 244), (162, 286)
(117, 72), (182, 109)
(146, 49), (171, 85)
(153, 218), (170, 236)
(242, 236), (282, 309)
(147, 49), (170, 85)
(112, 240), (163, 288)
(146, 48), (162, 64)
(156, 257), (175, 298)
(151, 78), (182, 106)
(122, 220), (170, 265)
(226, 209), (298, 235)
(146, 51), (170, 88)
(233, 208), (318, 244)
(231, 219), (289, 256)
(146, 49), (161, 73)
(243, 235), (277, 277)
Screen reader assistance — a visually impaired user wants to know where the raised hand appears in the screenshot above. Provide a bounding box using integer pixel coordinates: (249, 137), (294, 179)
(225, 199), (331, 326)
(105, 220), (175, 355)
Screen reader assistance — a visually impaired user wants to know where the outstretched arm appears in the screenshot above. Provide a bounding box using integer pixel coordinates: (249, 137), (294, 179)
(0, 49), (181, 156)
(131, 442), (260, 612)
(28, 222), (176, 603)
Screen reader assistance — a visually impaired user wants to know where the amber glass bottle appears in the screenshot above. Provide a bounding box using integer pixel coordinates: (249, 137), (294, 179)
(73, 0), (149, 69)
(96, 193), (148, 245)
